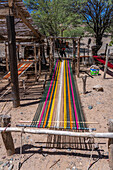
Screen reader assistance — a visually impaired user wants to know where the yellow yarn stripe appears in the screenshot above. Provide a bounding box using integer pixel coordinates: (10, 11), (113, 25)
(64, 60), (67, 129)
(47, 61), (61, 128)
(43, 62), (60, 128)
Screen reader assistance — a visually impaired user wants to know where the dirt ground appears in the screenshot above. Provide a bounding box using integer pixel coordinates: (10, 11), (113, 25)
(0, 60), (113, 170)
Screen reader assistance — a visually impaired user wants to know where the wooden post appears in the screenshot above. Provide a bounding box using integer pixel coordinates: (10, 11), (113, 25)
(6, 15), (20, 108)
(73, 39), (76, 58)
(77, 38), (80, 77)
(82, 75), (87, 94)
(5, 42), (9, 72)
(34, 44), (37, 81)
(38, 45), (41, 76)
(0, 115), (15, 156)
(105, 43), (108, 56)
(50, 39), (53, 73)
(103, 49), (110, 79)
(108, 119), (113, 170)
(83, 48), (85, 65)
(47, 40), (50, 66)
(17, 43), (20, 61)
(72, 39), (76, 73)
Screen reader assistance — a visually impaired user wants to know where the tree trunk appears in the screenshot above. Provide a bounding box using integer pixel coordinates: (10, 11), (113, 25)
(92, 35), (103, 56)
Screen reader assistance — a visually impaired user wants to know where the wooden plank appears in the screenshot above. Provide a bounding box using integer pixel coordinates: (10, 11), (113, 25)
(14, 4), (42, 40)
(0, 7), (13, 16)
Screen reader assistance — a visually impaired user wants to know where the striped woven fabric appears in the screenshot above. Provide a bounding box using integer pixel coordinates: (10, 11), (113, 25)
(32, 59), (86, 130)
(3, 60), (33, 79)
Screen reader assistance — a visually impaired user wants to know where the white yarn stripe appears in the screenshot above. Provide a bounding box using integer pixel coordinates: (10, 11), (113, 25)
(56, 61), (64, 128)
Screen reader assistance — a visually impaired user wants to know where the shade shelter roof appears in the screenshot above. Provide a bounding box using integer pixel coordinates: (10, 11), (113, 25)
(0, 0), (45, 42)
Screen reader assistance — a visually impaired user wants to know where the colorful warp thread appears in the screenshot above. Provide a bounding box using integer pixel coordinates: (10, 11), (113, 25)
(3, 60), (33, 79)
(32, 59), (86, 130)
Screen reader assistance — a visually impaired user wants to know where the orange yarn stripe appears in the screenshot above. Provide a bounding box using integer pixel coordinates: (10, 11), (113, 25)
(66, 60), (73, 129)
(43, 61), (60, 128)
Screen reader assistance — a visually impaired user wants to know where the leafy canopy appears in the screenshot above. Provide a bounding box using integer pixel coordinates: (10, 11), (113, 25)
(79, 0), (113, 43)
(24, 0), (84, 37)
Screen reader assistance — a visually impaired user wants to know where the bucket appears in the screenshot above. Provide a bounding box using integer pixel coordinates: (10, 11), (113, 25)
(90, 65), (99, 75)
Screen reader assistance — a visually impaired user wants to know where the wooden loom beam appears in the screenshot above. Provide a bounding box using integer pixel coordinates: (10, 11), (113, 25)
(0, 127), (113, 139)
(18, 120), (99, 124)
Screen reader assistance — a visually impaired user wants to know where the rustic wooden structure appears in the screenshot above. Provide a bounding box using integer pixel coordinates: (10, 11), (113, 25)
(0, 0), (45, 107)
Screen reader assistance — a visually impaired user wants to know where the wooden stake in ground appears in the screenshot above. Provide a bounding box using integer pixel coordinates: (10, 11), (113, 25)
(103, 49), (110, 79)
(0, 115), (15, 156)
(82, 75), (87, 94)
(108, 119), (113, 170)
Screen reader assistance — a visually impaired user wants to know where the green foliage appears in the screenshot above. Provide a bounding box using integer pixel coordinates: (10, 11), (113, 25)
(24, 0), (113, 45)
(109, 40), (113, 46)
(64, 26), (84, 37)
(79, 0), (113, 45)
(24, 0), (83, 37)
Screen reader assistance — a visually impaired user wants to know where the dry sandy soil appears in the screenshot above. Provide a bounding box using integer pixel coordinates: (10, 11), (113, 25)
(0, 60), (113, 170)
